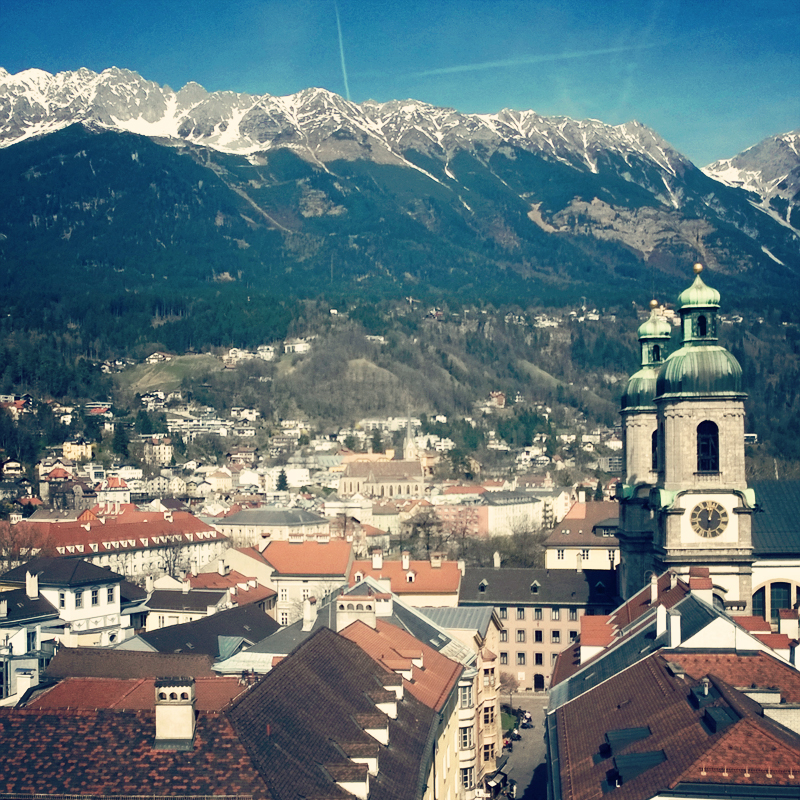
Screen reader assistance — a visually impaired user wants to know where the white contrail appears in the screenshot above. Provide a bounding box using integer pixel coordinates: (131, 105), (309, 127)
(410, 43), (660, 78)
(334, 1), (351, 101)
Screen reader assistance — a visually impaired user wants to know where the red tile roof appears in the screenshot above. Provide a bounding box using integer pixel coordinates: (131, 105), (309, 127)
(555, 653), (800, 799)
(579, 615), (615, 646)
(341, 619), (462, 712)
(29, 677), (247, 711)
(669, 651), (800, 702)
(0, 708), (270, 798)
(189, 569), (255, 589)
(14, 508), (226, 557)
(735, 615), (772, 632)
(349, 558), (461, 595)
(261, 539), (353, 576)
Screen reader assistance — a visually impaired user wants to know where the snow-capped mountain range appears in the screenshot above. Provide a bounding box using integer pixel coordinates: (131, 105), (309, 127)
(0, 66), (687, 176)
(0, 65), (798, 296)
(704, 131), (800, 233)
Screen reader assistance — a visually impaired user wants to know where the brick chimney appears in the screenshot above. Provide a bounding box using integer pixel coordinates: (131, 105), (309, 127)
(154, 678), (196, 750)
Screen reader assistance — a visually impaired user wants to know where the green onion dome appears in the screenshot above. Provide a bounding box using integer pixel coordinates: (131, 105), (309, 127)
(622, 366), (660, 411)
(656, 345), (744, 399)
(638, 300), (672, 339)
(677, 263), (720, 309)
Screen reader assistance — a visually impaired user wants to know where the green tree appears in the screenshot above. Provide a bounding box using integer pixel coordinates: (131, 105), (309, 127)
(371, 429), (384, 453)
(276, 469), (289, 491)
(594, 479), (604, 501)
(112, 423), (129, 458)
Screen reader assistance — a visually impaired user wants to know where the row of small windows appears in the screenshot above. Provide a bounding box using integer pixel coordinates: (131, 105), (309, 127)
(499, 607), (577, 621)
(500, 652), (560, 666)
(651, 421), (720, 473)
(59, 586), (115, 609)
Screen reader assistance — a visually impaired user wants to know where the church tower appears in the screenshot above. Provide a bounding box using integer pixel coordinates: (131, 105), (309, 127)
(646, 264), (755, 611)
(616, 300), (672, 600)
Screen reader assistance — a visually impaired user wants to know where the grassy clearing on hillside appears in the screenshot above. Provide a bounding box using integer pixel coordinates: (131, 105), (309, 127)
(115, 354), (223, 394)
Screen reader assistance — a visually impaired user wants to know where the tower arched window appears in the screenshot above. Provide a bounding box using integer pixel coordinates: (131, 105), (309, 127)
(697, 315), (707, 337)
(697, 421), (719, 472)
(651, 429), (658, 472)
(652, 344), (661, 363)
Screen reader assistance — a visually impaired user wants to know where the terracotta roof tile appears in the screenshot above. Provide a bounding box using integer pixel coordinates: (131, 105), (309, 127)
(261, 539), (353, 576)
(349, 558), (461, 594)
(29, 676), (247, 711)
(341, 619), (462, 712)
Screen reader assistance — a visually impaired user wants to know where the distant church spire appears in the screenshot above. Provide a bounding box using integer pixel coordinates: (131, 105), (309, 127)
(404, 411), (418, 461)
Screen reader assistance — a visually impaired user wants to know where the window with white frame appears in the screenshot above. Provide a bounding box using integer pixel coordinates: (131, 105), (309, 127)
(551, 608), (560, 621)
(91, 589), (99, 606)
(516, 629), (526, 643)
(500, 652), (508, 665)
(460, 767), (475, 790)
(459, 684), (473, 708)
(459, 726), (474, 750)
(279, 588), (288, 602)
(499, 629), (508, 642)
(516, 607), (525, 620)
(107, 586), (114, 603)
(75, 591), (83, 609)
(557, 549), (565, 560)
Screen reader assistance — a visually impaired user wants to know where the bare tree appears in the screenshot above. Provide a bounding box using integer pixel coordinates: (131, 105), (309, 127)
(0, 521), (55, 573)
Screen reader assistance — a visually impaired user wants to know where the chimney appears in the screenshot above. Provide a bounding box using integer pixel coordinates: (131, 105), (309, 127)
(182, 579), (190, 594)
(576, 553), (583, 574)
(430, 552), (442, 569)
(667, 608), (681, 648)
(656, 604), (667, 638)
(701, 676), (710, 696)
(650, 573), (658, 605)
(26, 571), (39, 600)
(371, 549), (383, 570)
(670, 571), (678, 589)
(302, 597), (318, 632)
(457, 559), (465, 576)
(0, 597), (7, 619)
(190, 557), (198, 577)
(401, 551), (410, 571)
(493, 551), (501, 569)
(154, 678), (196, 750)
(145, 575), (154, 593)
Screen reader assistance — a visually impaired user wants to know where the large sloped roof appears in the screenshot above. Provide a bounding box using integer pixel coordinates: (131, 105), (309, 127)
(552, 652), (800, 800)
(137, 604), (280, 657)
(0, 708), (271, 798)
(45, 646), (218, 679)
(1, 556), (123, 587)
(228, 626), (436, 800)
(750, 480), (800, 555)
(459, 567), (616, 607)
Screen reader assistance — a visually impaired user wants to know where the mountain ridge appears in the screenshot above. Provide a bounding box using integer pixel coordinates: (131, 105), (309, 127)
(0, 65), (798, 308)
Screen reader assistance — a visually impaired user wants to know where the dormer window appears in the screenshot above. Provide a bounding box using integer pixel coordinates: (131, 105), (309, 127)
(531, 581), (540, 595)
(478, 579), (488, 593)
(406, 572), (416, 583)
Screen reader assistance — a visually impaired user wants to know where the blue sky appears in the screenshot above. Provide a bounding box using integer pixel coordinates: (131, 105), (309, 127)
(3, 0), (798, 166)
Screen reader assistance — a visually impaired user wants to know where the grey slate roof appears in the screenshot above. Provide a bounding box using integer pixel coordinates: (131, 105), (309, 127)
(0, 587), (59, 625)
(45, 646), (218, 678)
(420, 606), (495, 638)
(147, 588), (227, 612)
(751, 480), (800, 556)
(459, 567), (618, 607)
(222, 507), (328, 526)
(548, 593), (719, 711)
(136, 604), (280, 657)
(1, 557), (123, 588)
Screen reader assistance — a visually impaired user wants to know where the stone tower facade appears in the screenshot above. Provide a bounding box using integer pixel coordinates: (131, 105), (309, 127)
(618, 265), (756, 612)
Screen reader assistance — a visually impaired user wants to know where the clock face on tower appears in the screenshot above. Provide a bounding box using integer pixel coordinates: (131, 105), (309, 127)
(690, 500), (729, 538)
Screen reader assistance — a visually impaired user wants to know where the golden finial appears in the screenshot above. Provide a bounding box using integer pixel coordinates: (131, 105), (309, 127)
(649, 299), (659, 310)
(693, 262), (703, 275)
